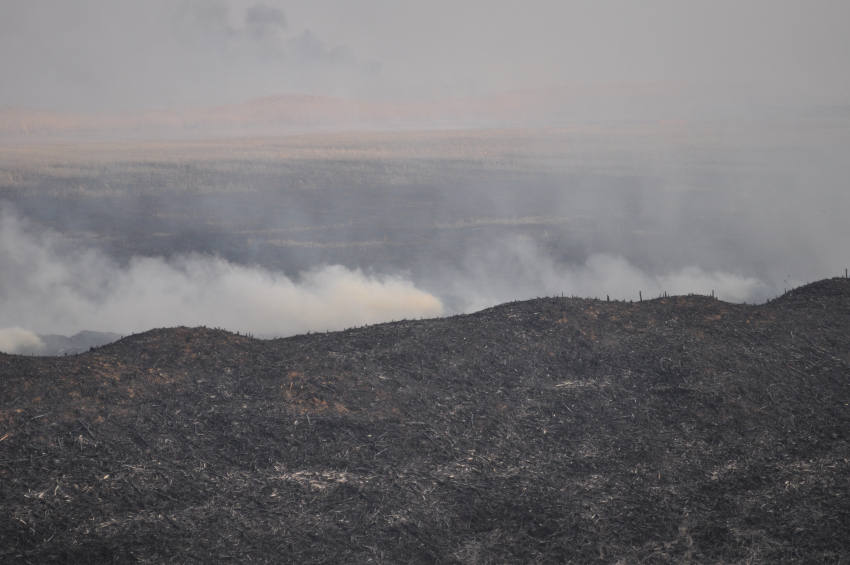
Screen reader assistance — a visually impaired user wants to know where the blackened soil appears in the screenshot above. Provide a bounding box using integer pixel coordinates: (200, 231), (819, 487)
(1, 278), (849, 564)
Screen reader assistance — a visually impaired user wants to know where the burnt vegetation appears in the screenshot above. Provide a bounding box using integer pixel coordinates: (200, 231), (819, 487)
(1, 278), (849, 563)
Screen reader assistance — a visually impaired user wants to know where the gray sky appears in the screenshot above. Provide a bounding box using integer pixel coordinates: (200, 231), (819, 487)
(1, 0), (849, 111)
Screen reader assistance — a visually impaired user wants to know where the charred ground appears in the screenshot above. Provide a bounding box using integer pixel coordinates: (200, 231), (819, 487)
(1, 278), (849, 563)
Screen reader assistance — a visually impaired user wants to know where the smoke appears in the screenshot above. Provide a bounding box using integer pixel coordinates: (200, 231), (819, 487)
(289, 30), (356, 66)
(3, 2), (848, 112)
(245, 3), (287, 29)
(0, 209), (442, 346)
(0, 327), (45, 355)
(435, 237), (770, 314)
(0, 190), (821, 356)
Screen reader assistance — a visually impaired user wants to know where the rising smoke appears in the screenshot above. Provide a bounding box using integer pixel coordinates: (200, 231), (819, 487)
(436, 237), (769, 314)
(1, 3), (847, 355)
(0, 206), (783, 354)
(0, 208), (442, 352)
(0, 327), (46, 355)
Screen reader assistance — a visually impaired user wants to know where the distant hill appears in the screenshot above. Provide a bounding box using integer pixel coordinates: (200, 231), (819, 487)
(1, 278), (848, 562)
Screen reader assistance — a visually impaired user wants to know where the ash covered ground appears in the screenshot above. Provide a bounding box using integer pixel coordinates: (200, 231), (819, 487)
(1, 278), (849, 563)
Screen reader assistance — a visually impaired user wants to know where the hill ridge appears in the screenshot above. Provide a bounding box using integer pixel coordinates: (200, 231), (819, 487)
(1, 277), (849, 563)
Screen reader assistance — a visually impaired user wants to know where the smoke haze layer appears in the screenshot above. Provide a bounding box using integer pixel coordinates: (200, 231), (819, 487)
(435, 238), (769, 315)
(0, 206), (773, 354)
(0, 203), (800, 355)
(0, 209), (442, 342)
(2, 1), (849, 110)
(1, 114), (848, 353)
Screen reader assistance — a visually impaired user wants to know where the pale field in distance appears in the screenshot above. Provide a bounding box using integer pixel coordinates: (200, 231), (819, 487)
(3, 118), (834, 195)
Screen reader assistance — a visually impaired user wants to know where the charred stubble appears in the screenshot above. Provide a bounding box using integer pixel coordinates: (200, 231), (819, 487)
(0, 278), (849, 563)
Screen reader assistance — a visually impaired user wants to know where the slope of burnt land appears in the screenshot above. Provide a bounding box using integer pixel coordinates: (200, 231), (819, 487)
(1, 279), (849, 564)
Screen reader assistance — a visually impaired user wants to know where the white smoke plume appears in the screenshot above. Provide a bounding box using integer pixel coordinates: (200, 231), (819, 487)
(0, 209), (443, 345)
(0, 327), (46, 355)
(437, 238), (769, 313)
(0, 209), (782, 355)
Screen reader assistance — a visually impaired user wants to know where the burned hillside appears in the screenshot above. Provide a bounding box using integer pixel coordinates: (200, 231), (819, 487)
(1, 278), (849, 563)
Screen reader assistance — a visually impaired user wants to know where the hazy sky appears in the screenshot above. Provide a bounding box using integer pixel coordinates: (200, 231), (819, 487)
(1, 1), (849, 111)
